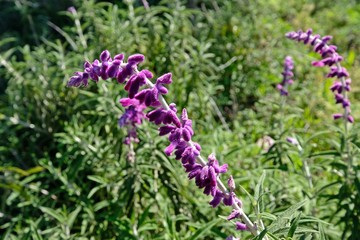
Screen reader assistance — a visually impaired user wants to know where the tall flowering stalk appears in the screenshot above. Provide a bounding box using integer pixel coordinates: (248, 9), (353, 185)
(286, 29), (354, 176)
(277, 56), (295, 133)
(67, 50), (263, 237)
(277, 56), (294, 96)
(286, 29), (353, 124)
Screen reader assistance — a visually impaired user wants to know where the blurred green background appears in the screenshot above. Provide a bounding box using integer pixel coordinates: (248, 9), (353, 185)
(1, 0), (360, 239)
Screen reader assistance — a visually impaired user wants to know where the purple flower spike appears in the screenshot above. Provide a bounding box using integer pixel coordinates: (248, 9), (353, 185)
(68, 50), (254, 236)
(277, 56), (294, 96)
(286, 29), (354, 123)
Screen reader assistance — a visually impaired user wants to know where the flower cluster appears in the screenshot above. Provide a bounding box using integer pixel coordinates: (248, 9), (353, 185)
(277, 56), (294, 96)
(286, 29), (354, 123)
(118, 98), (146, 144)
(67, 50), (257, 235)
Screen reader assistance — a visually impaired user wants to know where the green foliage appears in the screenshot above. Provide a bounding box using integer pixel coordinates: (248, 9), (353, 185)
(1, 0), (359, 239)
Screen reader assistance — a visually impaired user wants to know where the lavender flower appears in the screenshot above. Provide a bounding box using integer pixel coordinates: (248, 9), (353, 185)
(67, 71), (89, 87)
(286, 137), (299, 146)
(235, 222), (248, 231)
(67, 50), (261, 237)
(118, 98), (147, 144)
(67, 6), (77, 14)
(277, 56), (294, 96)
(286, 29), (354, 123)
(223, 175), (242, 207)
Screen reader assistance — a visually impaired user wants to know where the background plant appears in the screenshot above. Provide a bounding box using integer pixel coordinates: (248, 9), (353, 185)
(1, 0), (360, 239)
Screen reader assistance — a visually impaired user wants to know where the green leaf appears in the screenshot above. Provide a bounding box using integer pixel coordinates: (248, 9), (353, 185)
(29, 220), (43, 240)
(189, 218), (222, 240)
(67, 206), (82, 229)
(254, 228), (268, 240)
(94, 200), (109, 212)
(39, 206), (65, 223)
(0, 166), (43, 176)
(268, 200), (307, 232)
(287, 212), (301, 238)
(138, 202), (154, 227)
(254, 171), (266, 213)
(87, 175), (108, 184)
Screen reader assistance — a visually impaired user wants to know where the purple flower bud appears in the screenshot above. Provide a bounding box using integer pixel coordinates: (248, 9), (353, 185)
(208, 154), (228, 173)
(159, 125), (176, 136)
(335, 93), (344, 104)
(135, 89), (160, 107)
(84, 61), (91, 69)
(235, 222), (248, 231)
(157, 73), (172, 84)
(141, 69), (153, 79)
(330, 81), (342, 93)
(100, 61), (109, 80)
(342, 99), (350, 108)
(181, 146), (199, 165)
(225, 236), (239, 240)
(128, 54), (145, 63)
(117, 65), (133, 84)
(227, 210), (241, 220)
(114, 54), (124, 61)
(164, 142), (178, 156)
(223, 192), (236, 206)
(92, 59), (101, 76)
(124, 71), (147, 98)
(327, 66), (349, 78)
(333, 113), (343, 120)
(100, 50), (111, 62)
(209, 190), (223, 208)
(155, 73), (172, 96)
(107, 60), (121, 78)
(286, 137), (299, 146)
(67, 72), (89, 87)
(68, 6), (76, 14)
